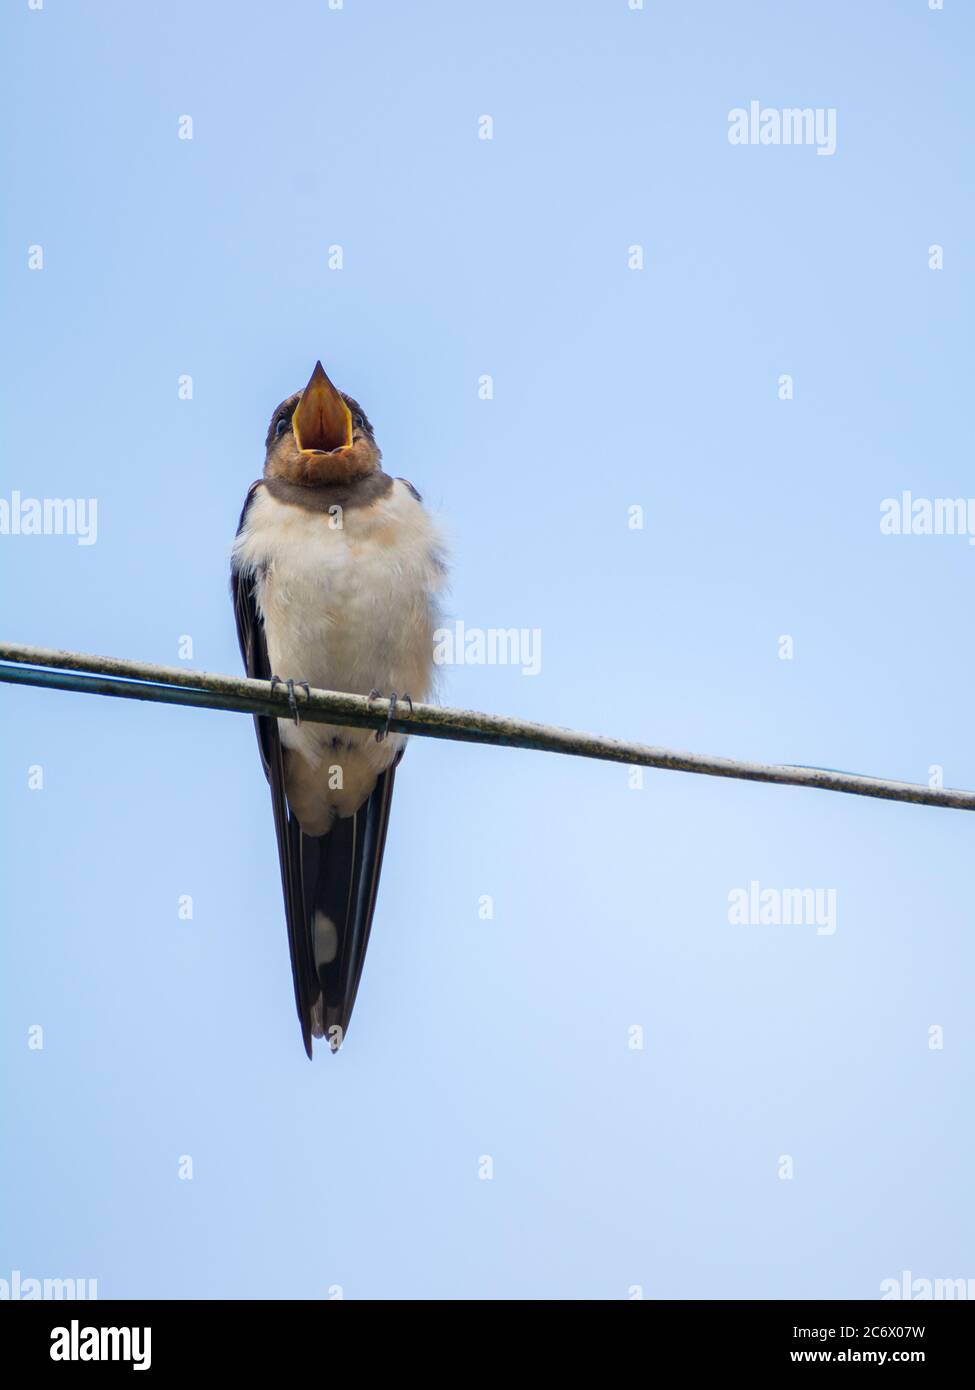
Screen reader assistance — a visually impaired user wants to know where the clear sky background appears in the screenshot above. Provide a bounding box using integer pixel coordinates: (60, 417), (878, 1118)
(2, 0), (972, 1300)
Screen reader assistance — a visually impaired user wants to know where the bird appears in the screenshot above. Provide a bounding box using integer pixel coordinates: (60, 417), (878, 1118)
(231, 361), (446, 1057)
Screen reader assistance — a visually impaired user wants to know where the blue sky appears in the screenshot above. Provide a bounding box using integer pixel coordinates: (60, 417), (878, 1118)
(2, 0), (972, 1299)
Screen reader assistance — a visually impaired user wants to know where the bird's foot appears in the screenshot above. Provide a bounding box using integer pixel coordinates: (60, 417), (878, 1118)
(270, 675), (311, 725)
(367, 690), (412, 742)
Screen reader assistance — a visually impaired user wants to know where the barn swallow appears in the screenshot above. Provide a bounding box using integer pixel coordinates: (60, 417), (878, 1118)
(231, 362), (446, 1057)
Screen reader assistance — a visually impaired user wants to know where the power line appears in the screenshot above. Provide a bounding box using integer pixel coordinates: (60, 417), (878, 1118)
(1, 640), (971, 812)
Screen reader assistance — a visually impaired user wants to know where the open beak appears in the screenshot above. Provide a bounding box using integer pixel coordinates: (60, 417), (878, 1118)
(292, 361), (352, 453)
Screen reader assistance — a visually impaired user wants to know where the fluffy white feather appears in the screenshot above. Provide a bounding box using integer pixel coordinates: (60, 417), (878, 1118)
(233, 478), (445, 832)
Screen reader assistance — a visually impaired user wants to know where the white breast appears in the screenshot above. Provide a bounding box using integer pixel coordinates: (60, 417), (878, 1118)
(232, 477), (446, 826)
(234, 477), (444, 690)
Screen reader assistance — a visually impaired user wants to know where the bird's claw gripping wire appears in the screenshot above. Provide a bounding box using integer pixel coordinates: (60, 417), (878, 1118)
(368, 690), (412, 742)
(270, 675), (310, 725)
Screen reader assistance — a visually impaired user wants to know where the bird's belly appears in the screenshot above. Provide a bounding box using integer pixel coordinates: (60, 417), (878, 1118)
(234, 477), (444, 829)
(254, 515), (438, 827)
(259, 549), (434, 700)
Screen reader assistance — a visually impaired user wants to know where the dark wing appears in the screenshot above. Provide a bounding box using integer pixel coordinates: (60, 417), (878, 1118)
(232, 482), (400, 1058)
(293, 762), (399, 1048)
(232, 484), (317, 1056)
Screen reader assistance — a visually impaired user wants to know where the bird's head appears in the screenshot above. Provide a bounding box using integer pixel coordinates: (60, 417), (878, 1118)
(264, 361), (381, 486)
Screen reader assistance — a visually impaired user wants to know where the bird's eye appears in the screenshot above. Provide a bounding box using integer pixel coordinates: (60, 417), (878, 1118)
(275, 415), (290, 438)
(352, 413), (364, 431)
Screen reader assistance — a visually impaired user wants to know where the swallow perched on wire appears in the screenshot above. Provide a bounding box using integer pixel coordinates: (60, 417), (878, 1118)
(231, 362), (446, 1057)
